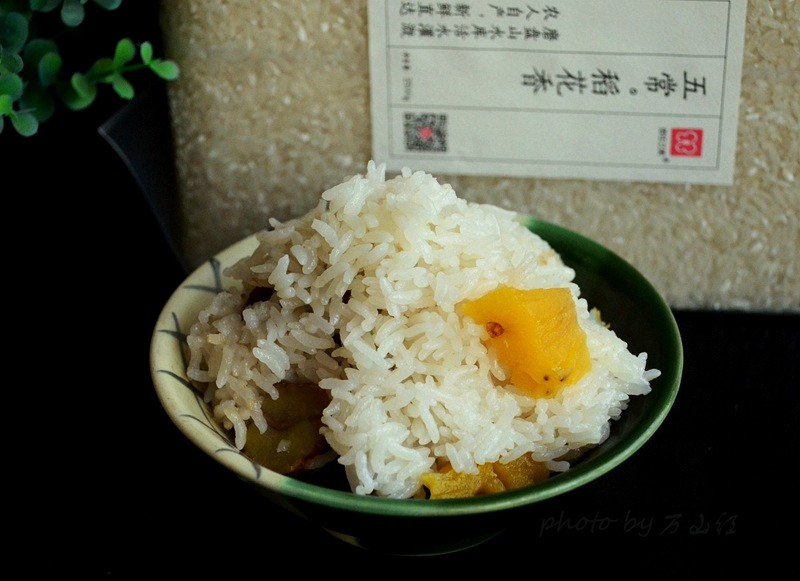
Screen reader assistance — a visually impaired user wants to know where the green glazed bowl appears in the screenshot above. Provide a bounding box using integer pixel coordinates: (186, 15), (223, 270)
(150, 218), (682, 556)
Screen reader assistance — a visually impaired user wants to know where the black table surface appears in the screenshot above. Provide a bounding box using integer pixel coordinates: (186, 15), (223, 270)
(6, 32), (796, 576)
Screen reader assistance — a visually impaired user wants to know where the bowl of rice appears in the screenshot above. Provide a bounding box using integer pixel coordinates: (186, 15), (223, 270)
(150, 161), (682, 556)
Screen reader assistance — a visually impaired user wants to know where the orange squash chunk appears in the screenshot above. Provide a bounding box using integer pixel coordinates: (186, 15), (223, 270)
(493, 454), (551, 490)
(462, 286), (591, 398)
(421, 463), (506, 499)
(421, 455), (551, 499)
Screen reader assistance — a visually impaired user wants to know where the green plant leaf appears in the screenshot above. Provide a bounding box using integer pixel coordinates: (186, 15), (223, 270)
(37, 51), (61, 86)
(113, 37), (135, 68)
(139, 41), (153, 65)
(92, 0), (122, 10)
(0, 93), (13, 115)
(86, 56), (113, 81)
(19, 83), (55, 121)
(58, 77), (96, 110)
(0, 49), (24, 74)
(70, 71), (94, 97)
(0, 71), (23, 98)
(110, 71), (133, 99)
(23, 38), (59, 67)
(30, 0), (62, 12)
(11, 109), (38, 136)
(60, 0), (85, 27)
(0, 115), (4, 133)
(0, 11), (29, 53)
(149, 59), (180, 81)
(2, 0), (179, 135)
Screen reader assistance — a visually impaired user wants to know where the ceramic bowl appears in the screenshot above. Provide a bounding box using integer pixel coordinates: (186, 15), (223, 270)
(150, 218), (682, 556)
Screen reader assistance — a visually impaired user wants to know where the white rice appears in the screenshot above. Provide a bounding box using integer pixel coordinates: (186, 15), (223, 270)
(186, 161), (659, 499)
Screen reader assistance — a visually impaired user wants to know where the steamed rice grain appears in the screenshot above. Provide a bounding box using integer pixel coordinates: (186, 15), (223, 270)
(187, 161), (659, 498)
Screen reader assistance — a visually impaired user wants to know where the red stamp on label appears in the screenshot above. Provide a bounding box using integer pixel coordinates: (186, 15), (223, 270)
(670, 128), (703, 157)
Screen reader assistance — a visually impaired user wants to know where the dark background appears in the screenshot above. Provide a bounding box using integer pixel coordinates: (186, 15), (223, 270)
(6, 1), (797, 573)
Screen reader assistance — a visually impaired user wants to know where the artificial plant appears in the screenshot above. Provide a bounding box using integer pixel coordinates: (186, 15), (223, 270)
(0, 0), (179, 136)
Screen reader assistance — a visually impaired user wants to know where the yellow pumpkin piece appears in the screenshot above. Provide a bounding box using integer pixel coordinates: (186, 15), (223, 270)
(421, 455), (552, 499)
(492, 454), (551, 490)
(421, 463), (506, 499)
(461, 286), (592, 398)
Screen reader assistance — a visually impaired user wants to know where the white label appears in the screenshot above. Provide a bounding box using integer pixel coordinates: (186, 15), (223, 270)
(368, 0), (747, 185)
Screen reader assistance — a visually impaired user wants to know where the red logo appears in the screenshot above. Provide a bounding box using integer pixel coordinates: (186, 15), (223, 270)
(670, 128), (703, 157)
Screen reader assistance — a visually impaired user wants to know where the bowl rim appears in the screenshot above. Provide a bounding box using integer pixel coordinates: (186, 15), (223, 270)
(151, 219), (682, 517)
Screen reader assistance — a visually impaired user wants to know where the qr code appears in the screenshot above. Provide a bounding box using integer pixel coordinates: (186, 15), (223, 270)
(404, 113), (447, 152)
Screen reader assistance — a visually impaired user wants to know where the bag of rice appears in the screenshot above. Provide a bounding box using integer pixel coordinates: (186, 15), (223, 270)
(186, 161), (660, 499)
(162, 1), (799, 313)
